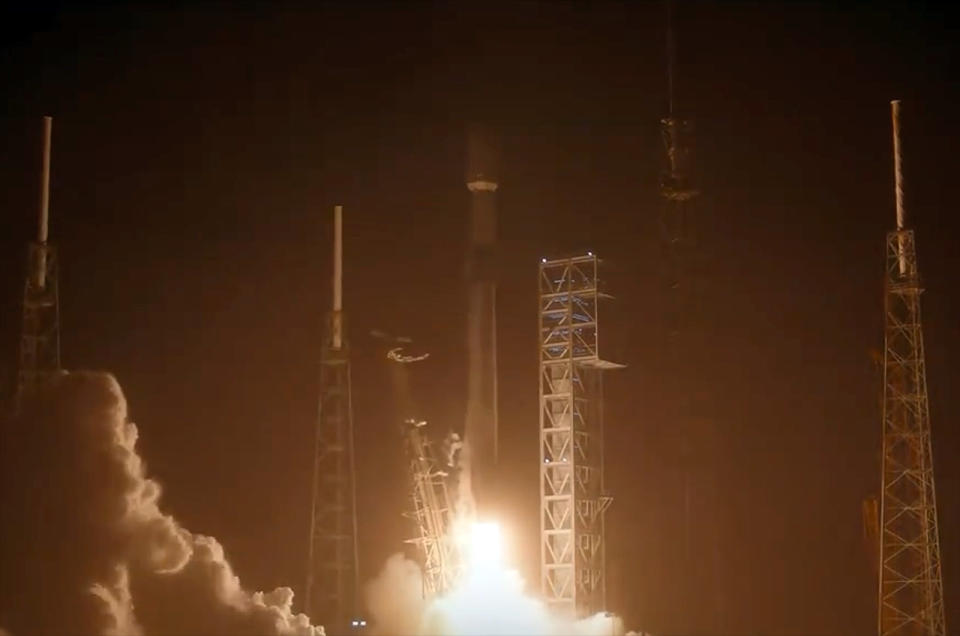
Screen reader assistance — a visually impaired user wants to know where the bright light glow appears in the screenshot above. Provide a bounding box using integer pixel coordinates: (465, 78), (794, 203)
(413, 519), (624, 636)
(466, 521), (502, 567)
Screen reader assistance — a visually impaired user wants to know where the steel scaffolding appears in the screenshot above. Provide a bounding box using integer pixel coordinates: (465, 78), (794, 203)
(877, 100), (946, 636)
(878, 230), (946, 636)
(306, 206), (359, 633)
(17, 116), (60, 408)
(402, 419), (460, 598)
(17, 242), (60, 405)
(538, 254), (622, 618)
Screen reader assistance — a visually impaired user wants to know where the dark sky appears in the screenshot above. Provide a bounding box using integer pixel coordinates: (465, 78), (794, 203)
(2, 2), (958, 635)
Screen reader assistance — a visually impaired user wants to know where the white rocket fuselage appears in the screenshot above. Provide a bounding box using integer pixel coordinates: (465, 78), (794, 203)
(465, 127), (499, 517)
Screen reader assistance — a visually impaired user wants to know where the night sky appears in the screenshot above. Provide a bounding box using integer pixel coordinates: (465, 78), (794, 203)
(2, 2), (958, 635)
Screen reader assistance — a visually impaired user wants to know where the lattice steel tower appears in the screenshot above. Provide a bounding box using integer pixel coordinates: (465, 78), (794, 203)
(539, 254), (622, 618)
(402, 418), (460, 598)
(306, 205), (360, 633)
(877, 100), (946, 636)
(659, 1), (699, 332)
(17, 116), (60, 408)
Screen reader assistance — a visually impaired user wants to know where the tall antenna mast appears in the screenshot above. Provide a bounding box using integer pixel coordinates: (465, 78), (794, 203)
(306, 205), (360, 633)
(16, 115), (61, 407)
(877, 100), (947, 636)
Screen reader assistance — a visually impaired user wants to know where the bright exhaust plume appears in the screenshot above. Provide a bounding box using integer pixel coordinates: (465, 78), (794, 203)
(368, 516), (626, 636)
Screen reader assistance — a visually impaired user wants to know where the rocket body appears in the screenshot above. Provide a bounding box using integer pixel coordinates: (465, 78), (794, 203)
(464, 126), (499, 518)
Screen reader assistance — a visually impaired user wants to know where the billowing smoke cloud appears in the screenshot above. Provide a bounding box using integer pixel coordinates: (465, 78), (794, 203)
(364, 550), (627, 636)
(0, 372), (321, 636)
(364, 554), (426, 636)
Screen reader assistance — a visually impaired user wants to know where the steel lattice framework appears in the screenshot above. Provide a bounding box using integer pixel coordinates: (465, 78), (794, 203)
(17, 117), (60, 409)
(306, 207), (359, 634)
(878, 228), (946, 636)
(659, 116), (698, 333)
(402, 419), (460, 598)
(17, 241), (60, 406)
(538, 254), (622, 618)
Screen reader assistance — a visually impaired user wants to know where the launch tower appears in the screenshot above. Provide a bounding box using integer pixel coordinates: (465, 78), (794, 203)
(17, 116), (60, 408)
(306, 205), (360, 633)
(877, 100), (946, 636)
(538, 253), (622, 618)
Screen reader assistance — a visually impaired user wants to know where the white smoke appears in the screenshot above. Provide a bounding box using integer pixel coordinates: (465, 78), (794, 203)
(363, 514), (627, 636)
(0, 372), (322, 636)
(364, 554), (426, 636)
(364, 549), (626, 636)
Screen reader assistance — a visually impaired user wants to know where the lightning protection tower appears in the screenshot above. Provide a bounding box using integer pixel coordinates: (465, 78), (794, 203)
(306, 205), (360, 633)
(659, 0), (699, 335)
(539, 253), (623, 618)
(877, 100), (946, 636)
(17, 116), (60, 408)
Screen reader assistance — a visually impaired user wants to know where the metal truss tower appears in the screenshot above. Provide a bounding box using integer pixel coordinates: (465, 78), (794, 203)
(402, 419), (461, 598)
(659, 0), (699, 333)
(538, 254), (622, 618)
(306, 205), (360, 633)
(877, 100), (946, 636)
(17, 116), (60, 408)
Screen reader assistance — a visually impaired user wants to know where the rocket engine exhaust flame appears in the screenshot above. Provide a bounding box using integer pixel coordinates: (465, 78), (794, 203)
(367, 516), (627, 636)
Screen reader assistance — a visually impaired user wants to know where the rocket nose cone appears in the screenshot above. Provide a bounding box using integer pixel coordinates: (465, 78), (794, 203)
(466, 124), (500, 185)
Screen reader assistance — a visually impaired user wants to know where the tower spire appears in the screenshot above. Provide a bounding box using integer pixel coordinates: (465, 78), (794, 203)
(306, 205), (360, 634)
(666, 0), (675, 118)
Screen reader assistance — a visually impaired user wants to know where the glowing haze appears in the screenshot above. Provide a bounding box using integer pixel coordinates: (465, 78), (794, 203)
(368, 513), (626, 636)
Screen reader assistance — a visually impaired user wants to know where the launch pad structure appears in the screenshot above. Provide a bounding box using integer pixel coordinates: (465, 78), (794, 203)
(17, 116), (60, 409)
(306, 205), (361, 633)
(402, 418), (460, 598)
(877, 101), (946, 636)
(538, 253), (623, 618)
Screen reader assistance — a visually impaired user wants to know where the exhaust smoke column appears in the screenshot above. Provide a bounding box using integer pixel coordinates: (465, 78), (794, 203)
(463, 125), (499, 519)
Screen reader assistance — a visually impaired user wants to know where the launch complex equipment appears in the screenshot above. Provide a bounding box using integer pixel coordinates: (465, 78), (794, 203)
(658, 11), (698, 316)
(402, 418), (461, 598)
(538, 253), (623, 618)
(16, 116), (61, 408)
(658, 4), (723, 630)
(876, 101), (946, 636)
(306, 205), (361, 633)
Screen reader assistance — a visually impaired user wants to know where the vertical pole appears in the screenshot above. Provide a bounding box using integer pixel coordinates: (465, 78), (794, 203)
(891, 101), (904, 231)
(891, 100), (907, 276)
(39, 116), (52, 244)
(332, 205), (343, 350)
(666, 0), (675, 118)
(36, 116), (53, 289)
